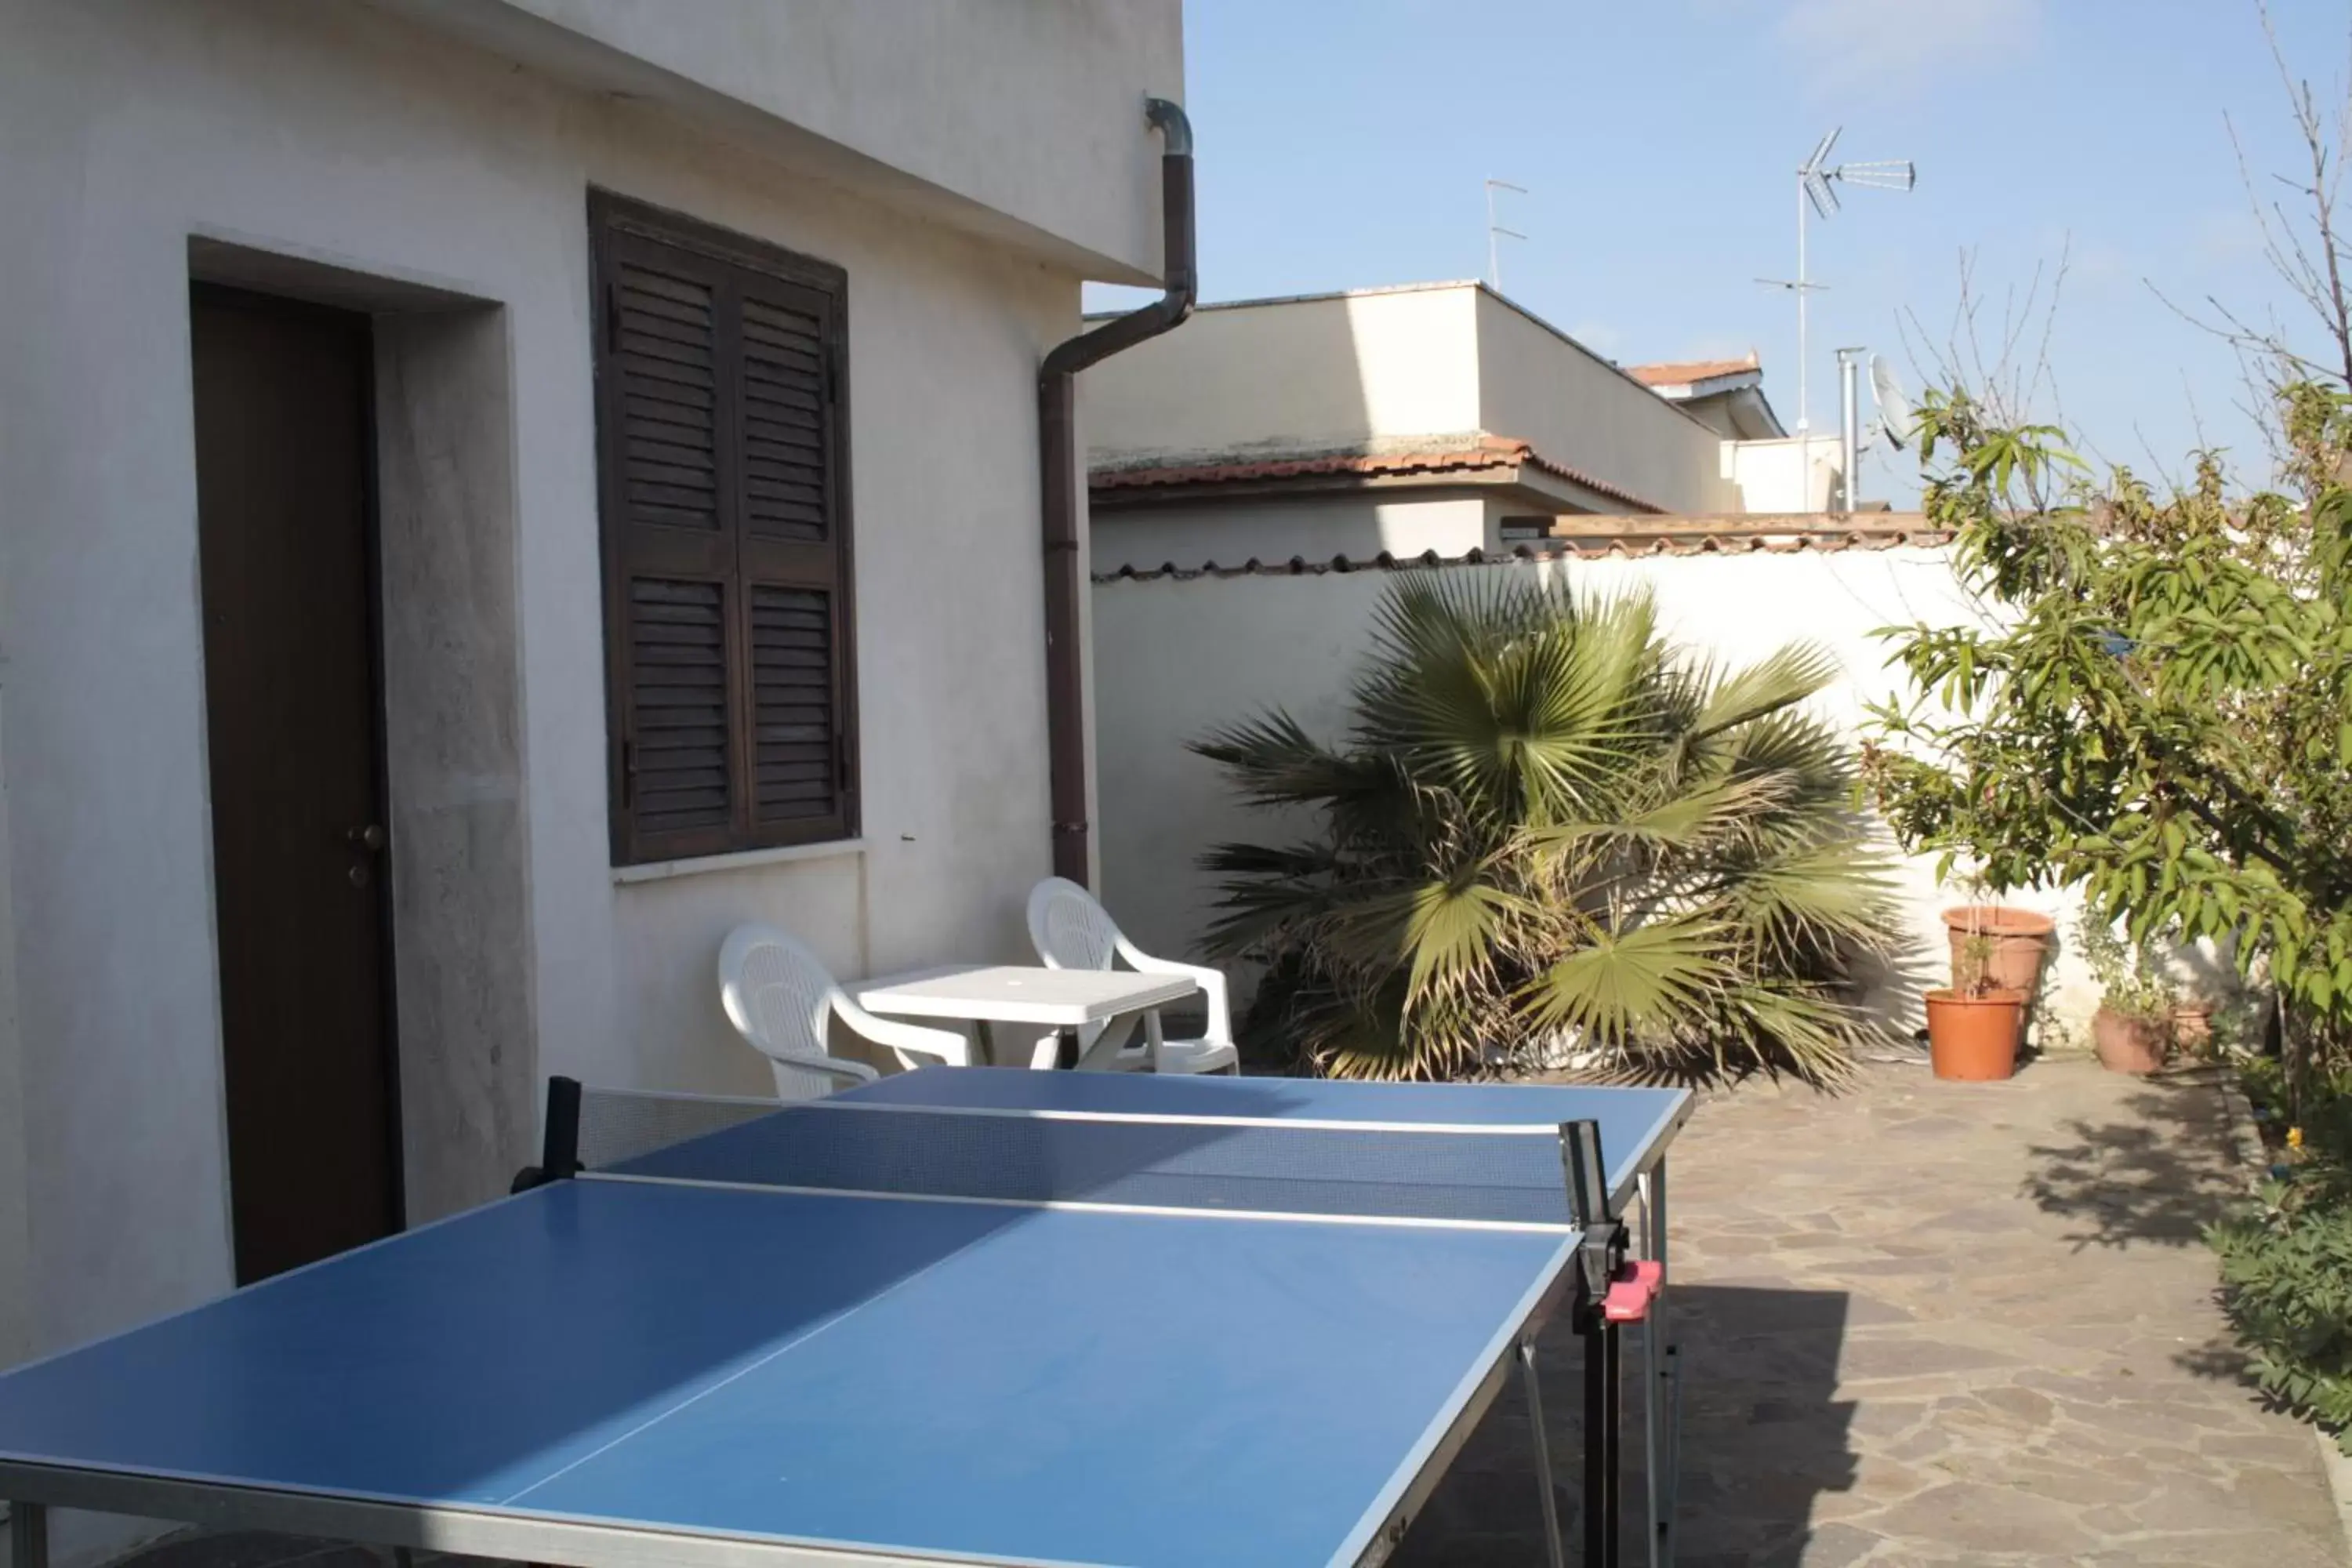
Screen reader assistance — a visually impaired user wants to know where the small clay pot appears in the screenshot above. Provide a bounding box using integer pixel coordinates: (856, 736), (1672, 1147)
(2092, 1006), (2170, 1075)
(1924, 988), (2027, 1081)
(2170, 1001), (2214, 1050)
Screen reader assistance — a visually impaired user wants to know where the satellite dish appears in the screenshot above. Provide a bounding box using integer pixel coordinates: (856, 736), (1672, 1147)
(1870, 354), (1917, 450)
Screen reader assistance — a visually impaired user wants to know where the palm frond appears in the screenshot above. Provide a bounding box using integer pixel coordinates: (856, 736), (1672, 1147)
(1519, 916), (1733, 1051)
(1720, 837), (1904, 950)
(1519, 772), (1795, 861)
(1725, 710), (1857, 800)
(1690, 643), (1841, 743)
(1399, 873), (1530, 1010)
(1713, 985), (1878, 1085)
(1505, 605), (1667, 821)
(1190, 713), (1388, 811)
(1195, 841), (1345, 959)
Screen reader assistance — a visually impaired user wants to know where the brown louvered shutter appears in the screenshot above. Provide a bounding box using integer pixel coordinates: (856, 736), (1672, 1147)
(593, 194), (858, 864)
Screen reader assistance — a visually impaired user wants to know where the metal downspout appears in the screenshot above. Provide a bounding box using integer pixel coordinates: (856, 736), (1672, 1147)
(1038, 96), (1196, 888)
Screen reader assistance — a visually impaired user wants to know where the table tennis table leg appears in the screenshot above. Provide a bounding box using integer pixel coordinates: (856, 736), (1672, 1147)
(1643, 1159), (1677, 1568)
(1515, 1338), (1568, 1568)
(9, 1501), (46, 1568)
(1637, 1161), (1675, 1561)
(1584, 1312), (1621, 1566)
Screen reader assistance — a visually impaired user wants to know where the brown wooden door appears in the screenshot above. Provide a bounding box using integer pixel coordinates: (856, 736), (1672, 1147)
(191, 283), (401, 1284)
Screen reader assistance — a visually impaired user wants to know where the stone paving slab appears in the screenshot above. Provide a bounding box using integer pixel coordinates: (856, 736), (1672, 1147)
(1393, 1057), (2348, 1566)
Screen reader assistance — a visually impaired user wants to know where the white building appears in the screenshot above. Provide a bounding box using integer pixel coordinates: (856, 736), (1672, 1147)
(0, 0), (1183, 1458)
(1627, 356), (1851, 516)
(1080, 281), (1839, 571)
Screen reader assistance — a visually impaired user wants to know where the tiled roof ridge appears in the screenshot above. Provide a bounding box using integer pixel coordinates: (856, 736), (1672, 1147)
(1089, 431), (1494, 477)
(1089, 433), (1666, 514)
(1628, 354), (1762, 387)
(1094, 527), (1958, 583)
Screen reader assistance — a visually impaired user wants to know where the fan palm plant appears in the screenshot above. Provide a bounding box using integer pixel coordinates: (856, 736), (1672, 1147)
(1194, 570), (1902, 1083)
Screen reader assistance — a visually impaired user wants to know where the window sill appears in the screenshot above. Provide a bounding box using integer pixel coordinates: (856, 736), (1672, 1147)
(612, 837), (867, 886)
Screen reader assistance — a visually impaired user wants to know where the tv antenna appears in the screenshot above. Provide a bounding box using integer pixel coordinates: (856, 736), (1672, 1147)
(1485, 177), (1527, 293)
(1755, 129), (1915, 506)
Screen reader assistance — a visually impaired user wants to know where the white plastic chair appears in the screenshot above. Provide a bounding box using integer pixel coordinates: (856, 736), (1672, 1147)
(1025, 878), (1240, 1074)
(718, 924), (971, 1098)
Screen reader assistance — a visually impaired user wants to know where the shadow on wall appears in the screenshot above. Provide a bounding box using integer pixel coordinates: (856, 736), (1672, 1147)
(1846, 922), (1944, 1054)
(2169, 935), (2254, 1020)
(2020, 1066), (2254, 1250)
(1394, 1285), (1857, 1567)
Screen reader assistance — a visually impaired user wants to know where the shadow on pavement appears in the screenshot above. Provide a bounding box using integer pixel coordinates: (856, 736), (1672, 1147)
(1396, 1284), (1856, 1567)
(2020, 1065), (2252, 1250)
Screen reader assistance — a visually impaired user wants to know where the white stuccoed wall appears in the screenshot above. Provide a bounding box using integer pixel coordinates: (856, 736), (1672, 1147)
(1081, 285), (1484, 464)
(1730, 434), (1846, 514)
(0, 702), (24, 1373)
(1093, 548), (2096, 1044)
(0, 0), (1179, 1500)
(1470, 292), (1738, 515)
(370, 0), (1178, 284)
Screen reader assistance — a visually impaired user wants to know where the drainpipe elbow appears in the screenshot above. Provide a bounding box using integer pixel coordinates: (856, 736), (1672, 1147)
(1145, 96), (1192, 158)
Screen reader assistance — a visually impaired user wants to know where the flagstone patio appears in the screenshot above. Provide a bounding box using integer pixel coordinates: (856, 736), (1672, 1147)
(1399, 1055), (2350, 1566)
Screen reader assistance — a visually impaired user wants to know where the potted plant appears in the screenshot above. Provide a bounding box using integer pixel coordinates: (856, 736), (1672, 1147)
(1923, 909), (2028, 1080)
(1939, 888), (2055, 999)
(2076, 911), (2174, 1075)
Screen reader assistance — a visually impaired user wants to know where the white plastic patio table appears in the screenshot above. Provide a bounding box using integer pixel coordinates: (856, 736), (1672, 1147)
(851, 964), (1196, 1069)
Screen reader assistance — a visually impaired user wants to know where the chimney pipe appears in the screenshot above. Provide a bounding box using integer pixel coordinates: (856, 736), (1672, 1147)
(1036, 97), (1196, 888)
(1837, 347), (1864, 514)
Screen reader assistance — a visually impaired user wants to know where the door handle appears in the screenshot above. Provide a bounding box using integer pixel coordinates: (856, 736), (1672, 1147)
(347, 824), (386, 852)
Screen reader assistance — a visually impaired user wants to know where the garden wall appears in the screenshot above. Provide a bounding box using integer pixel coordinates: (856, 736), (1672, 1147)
(1091, 543), (2110, 1044)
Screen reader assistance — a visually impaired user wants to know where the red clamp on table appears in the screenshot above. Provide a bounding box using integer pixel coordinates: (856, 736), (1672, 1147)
(1602, 1258), (1662, 1323)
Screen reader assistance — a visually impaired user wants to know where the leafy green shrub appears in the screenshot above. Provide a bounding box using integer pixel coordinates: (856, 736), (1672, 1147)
(2209, 1064), (2352, 1454)
(1192, 572), (1904, 1083)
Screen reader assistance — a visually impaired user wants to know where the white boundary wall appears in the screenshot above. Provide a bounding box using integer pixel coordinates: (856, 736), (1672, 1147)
(1093, 548), (2102, 1041)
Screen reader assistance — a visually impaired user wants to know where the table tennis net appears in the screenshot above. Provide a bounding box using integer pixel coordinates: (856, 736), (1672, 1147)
(565, 1085), (1587, 1229)
(572, 1087), (786, 1173)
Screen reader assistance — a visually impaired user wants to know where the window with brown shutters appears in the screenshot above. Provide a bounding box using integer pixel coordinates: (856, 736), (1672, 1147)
(591, 193), (858, 865)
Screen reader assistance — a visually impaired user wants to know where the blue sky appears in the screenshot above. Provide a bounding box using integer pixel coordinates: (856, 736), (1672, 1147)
(1091, 0), (2349, 505)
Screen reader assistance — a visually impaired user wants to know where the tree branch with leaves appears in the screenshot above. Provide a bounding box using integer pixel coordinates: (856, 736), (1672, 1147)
(1861, 385), (2352, 1060)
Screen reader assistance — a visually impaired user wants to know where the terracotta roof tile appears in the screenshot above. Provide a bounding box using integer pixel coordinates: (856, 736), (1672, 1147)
(1627, 355), (1760, 388)
(1090, 434), (1666, 514)
(1094, 527), (1955, 583)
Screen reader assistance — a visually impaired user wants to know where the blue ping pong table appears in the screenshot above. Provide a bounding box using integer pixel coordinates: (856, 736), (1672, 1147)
(0, 1067), (1690, 1568)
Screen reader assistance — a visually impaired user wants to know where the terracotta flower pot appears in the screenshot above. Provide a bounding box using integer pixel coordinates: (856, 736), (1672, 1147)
(2170, 1001), (2214, 1050)
(1941, 906), (2055, 996)
(1924, 988), (2027, 1080)
(2092, 1006), (2170, 1075)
